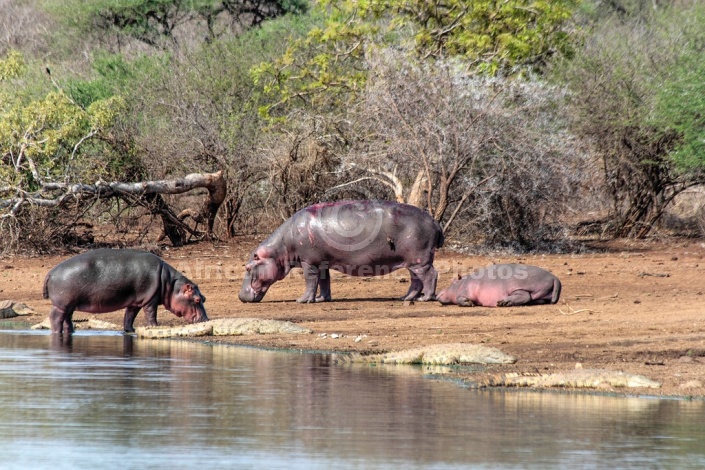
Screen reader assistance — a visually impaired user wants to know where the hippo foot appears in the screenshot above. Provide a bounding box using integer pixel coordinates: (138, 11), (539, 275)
(399, 293), (423, 301)
(496, 300), (512, 307)
(296, 296), (316, 304)
(457, 297), (476, 307)
(401, 292), (436, 302)
(315, 295), (331, 302)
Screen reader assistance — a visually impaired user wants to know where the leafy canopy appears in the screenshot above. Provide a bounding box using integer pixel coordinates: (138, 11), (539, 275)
(253, 0), (579, 116)
(650, 6), (705, 171)
(49, 0), (309, 48)
(0, 51), (127, 191)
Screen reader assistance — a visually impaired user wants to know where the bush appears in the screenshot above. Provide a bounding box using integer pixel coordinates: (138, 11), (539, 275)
(554, 4), (705, 238)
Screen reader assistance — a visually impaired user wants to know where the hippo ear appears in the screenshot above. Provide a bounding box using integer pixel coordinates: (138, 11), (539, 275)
(181, 283), (194, 296)
(253, 253), (260, 261)
(457, 273), (462, 281)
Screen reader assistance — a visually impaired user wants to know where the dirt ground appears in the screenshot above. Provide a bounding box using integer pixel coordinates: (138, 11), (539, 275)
(3, 236), (705, 398)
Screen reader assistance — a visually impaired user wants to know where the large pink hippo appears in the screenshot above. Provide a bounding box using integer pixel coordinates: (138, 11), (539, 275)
(43, 249), (208, 334)
(437, 264), (561, 307)
(238, 200), (444, 303)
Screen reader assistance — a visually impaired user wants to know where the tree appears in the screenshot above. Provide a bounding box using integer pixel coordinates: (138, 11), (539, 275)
(557, 4), (705, 238)
(337, 52), (586, 248)
(0, 77), (128, 194)
(253, 0), (578, 116)
(49, 0), (308, 50)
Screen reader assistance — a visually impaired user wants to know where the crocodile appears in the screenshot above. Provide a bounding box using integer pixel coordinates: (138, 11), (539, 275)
(472, 369), (661, 389)
(30, 316), (312, 338)
(135, 318), (313, 339)
(0, 300), (35, 319)
(32, 317), (121, 330)
(339, 343), (517, 365)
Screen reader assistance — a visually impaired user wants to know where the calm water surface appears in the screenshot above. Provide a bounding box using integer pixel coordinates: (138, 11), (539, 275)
(0, 330), (704, 469)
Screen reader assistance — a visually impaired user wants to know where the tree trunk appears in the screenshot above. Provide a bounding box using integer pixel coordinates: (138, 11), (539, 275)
(1, 171), (227, 246)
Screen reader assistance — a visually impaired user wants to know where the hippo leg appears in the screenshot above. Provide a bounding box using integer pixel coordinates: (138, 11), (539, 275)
(316, 268), (332, 302)
(297, 262), (320, 303)
(401, 274), (424, 301)
(497, 290), (533, 307)
(457, 296), (476, 307)
(411, 264), (438, 302)
(49, 305), (74, 335)
(123, 306), (144, 333)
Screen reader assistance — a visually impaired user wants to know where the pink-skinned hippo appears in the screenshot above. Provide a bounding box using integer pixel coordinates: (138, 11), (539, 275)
(238, 200), (444, 303)
(437, 264), (561, 307)
(43, 249), (208, 334)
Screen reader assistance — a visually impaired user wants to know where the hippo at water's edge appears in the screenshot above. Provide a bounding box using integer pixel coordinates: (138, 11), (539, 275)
(437, 264), (561, 307)
(43, 249), (208, 334)
(238, 200), (444, 303)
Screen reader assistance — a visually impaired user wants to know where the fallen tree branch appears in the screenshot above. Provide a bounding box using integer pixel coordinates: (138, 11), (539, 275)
(1, 171), (227, 246)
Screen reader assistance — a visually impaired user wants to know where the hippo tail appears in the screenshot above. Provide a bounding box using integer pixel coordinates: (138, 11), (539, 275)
(42, 272), (50, 299)
(551, 278), (562, 304)
(434, 220), (445, 249)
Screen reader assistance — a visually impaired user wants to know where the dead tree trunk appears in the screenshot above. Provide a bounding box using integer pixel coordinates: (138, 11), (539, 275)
(1, 171), (227, 247)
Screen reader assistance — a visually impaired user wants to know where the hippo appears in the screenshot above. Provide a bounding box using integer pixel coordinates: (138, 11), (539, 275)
(238, 200), (444, 303)
(437, 264), (561, 307)
(43, 249), (208, 334)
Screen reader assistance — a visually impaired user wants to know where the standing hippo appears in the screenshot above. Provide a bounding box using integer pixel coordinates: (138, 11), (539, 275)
(238, 200), (444, 303)
(43, 249), (208, 334)
(437, 264), (561, 307)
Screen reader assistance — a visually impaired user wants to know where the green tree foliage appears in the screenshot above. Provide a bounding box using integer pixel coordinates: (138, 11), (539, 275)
(51, 0), (308, 49)
(0, 51), (128, 192)
(651, 7), (705, 171)
(0, 50), (25, 80)
(398, 0), (577, 72)
(253, 0), (578, 115)
(556, 2), (705, 238)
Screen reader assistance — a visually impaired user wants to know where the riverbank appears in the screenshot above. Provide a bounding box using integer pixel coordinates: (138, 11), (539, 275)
(4, 236), (705, 397)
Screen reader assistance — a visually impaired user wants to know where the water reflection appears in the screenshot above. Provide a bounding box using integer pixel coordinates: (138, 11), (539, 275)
(0, 331), (703, 469)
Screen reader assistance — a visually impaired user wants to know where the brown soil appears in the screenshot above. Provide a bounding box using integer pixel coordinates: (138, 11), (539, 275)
(3, 237), (705, 398)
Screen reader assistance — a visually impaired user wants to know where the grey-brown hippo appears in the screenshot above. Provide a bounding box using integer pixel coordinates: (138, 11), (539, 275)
(239, 200), (444, 303)
(437, 264), (561, 307)
(43, 249), (208, 334)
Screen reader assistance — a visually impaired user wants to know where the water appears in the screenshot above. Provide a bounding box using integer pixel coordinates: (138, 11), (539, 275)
(0, 331), (704, 469)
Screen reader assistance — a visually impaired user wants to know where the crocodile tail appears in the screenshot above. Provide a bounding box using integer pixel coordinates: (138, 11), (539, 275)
(551, 278), (562, 304)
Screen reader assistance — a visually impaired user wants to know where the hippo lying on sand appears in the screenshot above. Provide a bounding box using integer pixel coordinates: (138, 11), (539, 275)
(437, 264), (561, 307)
(238, 200), (444, 303)
(43, 249), (208, 334)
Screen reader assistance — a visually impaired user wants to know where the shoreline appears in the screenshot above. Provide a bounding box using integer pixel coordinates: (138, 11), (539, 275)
(3, 237), (705, 399)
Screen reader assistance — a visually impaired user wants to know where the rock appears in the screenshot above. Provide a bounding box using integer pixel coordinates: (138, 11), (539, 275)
(680, 380), (703, 389)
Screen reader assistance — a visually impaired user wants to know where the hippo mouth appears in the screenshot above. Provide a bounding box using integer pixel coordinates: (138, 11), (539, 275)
(191, 310), (209, 323)
(238, 288), (265, 303)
